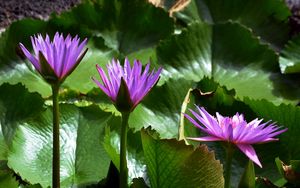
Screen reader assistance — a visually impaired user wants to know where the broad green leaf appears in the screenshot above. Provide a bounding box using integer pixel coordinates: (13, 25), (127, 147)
(175, 0), (291, 49)
(222, 98), (300, 184)
(0, 19), (47, 64)
(238, 160), (255, 188)
(279, 34), (300, 73)
(7, 104), (112, 188)
(127, 48), (157, 67)
(49, 0), (174, 55)
(0, 83), (45, 158)
(0, 19), (51, 97)
(62, 45), (115, 95)
(157, 21), (300, 104)
(192, 77), (240, 114)
(129, 78), (193, 138)
(180, 144), (224, 188)
(0, 63), (51, 97)
(141, 129), (224, 188)
(244, 98), (300, 160)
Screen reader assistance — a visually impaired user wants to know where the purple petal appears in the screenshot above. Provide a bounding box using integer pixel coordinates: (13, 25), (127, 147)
(93, 59), (161, 111)
(96, 64), (116, 100)
(194, 107), (222, 136)
(257, 138), (278, 143)
(184, 113), (209, 133)
(266, 128), (288, 138)
(91, 77), (111, 99)
(226, 121), (234, 141)
(19, 43), (40, 71)
(236, 144), (262, 168)
(124, 57), (132, 77)
(22, 32), (87, 82)
(64, 37), (86, 74)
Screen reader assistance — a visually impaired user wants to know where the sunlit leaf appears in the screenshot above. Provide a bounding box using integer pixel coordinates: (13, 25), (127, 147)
(7, 103), (112, 187)
(279, 34), (300, 73)
(174, 0), (291, 49)
(141, 128), (224, 188)
(157, 21), (300, 104)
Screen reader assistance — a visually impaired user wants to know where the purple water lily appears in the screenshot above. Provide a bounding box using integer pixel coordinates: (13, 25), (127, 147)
(93, 58), (161, 186)
(19, 32), (88, 187)
(19, 32), (88, 84)
(185, 106), (287, 167)
(92, 58), (162, 112)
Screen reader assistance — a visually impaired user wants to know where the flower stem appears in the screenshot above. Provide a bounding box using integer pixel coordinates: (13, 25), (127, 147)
(52, 85), (60, 188)
(224, 143), (234, 188)
(120, 112), (130, 188)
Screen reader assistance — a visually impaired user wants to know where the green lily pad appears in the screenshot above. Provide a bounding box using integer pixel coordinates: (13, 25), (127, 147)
(174, 0), (290, 49)
(7, 103), (112, 187)
(0, 83), (45, 160)
(244, 98), (300, 161)
(279, 34), (300, 73)
(157, 21), (300, 104)
(49, 0), (174, 55)
(129, 78), (193, 138)
(141, 128), (224, 188)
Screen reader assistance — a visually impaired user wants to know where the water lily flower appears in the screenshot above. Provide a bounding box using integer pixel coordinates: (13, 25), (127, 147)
(19, 32), (88, 188)
(185, 106), (287, 167)
(19, 32), (88, 84)
(92, 58), (162, 112)
(93, 58), (161, 187)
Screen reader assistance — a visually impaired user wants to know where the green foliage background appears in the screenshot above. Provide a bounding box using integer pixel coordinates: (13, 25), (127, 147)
(0, 0), (300, 187)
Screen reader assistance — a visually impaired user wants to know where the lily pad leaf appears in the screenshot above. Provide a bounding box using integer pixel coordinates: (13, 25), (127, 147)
(141, 128), (224, 188)
(244, 98), (300, 161)
(49, 0), (174, 55)
(7, 104), (112, 188)
(174, 0), (291, 49)
(157, 21), (300, 104)
(0, 83), (45, 159)
(129, 78), (193, 138)
(279, 34), (300, 73)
